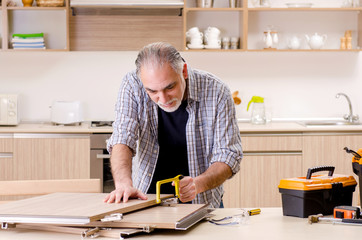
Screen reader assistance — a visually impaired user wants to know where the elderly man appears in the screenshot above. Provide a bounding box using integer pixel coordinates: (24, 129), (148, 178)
(104, 42), (242, 208)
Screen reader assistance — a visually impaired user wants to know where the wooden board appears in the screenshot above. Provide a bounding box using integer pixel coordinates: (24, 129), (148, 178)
(71, 203), (210, 230)
(0, 193), (172, 224)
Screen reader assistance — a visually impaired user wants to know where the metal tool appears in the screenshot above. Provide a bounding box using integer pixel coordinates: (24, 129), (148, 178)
(344, 147), (361, 160)
(156, 175), (184, 204)
(100, 213), (123, 222)
(208, 208), (255, 226)
(308, 213), (362, 225)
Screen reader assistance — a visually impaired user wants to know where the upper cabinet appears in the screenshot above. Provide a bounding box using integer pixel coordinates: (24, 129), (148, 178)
(69, 0), (184, 51)
(184, 0), (362, 51)
(1, 0), (69, 51)
(1, 0), (362, 51)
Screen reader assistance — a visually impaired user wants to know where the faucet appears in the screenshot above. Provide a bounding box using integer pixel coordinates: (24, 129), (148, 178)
(335, 93), (359, 123)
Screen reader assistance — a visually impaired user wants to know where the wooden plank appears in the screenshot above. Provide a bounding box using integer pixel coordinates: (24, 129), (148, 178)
(0, 193), (172, 224)
(73, 204), (208, 229)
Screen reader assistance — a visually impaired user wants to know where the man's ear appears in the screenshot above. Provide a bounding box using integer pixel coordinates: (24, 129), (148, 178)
(182, 63), (188, 79)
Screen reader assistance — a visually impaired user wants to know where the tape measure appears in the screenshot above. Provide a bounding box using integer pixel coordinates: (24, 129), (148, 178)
(334, 206), (361, 219)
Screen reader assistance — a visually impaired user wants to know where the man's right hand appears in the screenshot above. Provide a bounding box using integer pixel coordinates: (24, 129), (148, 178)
(103, 185), (148, 203)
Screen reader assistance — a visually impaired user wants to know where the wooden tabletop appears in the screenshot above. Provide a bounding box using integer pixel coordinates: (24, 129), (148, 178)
(1, 208), (362, 239)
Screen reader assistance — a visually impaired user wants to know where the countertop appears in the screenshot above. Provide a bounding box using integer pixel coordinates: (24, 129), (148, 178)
(0, 208), (361, 240)
(1, 121), (362, 134)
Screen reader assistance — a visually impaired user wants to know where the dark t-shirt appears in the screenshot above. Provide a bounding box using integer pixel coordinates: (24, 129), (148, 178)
(147, 100), (189, 194)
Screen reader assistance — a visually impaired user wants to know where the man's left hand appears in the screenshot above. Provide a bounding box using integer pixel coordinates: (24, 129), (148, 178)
(177, 176), (197, 203)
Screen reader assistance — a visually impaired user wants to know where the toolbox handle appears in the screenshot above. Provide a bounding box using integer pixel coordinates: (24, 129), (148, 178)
(306, 166), (335, 179)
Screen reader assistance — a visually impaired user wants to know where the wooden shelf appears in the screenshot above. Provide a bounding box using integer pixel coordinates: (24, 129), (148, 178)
(247, 49), (361, 52)
(6, 6), (67, 10)
(6, 48), (68, 52)
(184, 0), (362, 52)
(186, 49), (244, 52)
(185, 7), (244, 11)
(248, 7), (362, 11)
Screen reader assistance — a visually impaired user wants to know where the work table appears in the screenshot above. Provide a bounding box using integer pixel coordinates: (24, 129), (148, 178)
(0, 208), (360, 240)
(1, 121), (362, 134)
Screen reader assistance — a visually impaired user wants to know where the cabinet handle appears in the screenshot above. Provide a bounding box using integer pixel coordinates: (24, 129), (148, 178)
(96, 154), (111, 159)
(0, 153), (13, 158)
(243, 151), (302, 156)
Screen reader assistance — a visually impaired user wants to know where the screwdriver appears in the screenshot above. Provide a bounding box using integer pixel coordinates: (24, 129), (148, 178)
(248, 208), (261, 216)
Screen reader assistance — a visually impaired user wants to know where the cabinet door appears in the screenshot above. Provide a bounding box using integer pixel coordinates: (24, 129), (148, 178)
(303, 134), (362, 205)
(0, 134), (14, 181)
(223, 154), (302, 208)
(242, 134), (302, 151)
(13, 134), (90, 180)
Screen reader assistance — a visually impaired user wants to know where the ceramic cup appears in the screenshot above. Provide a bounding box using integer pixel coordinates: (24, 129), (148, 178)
(205, 27), (221, 36)
(186, 27), (203, 39)
(190, 37), (203, 46)
(207, 39), (221, 47)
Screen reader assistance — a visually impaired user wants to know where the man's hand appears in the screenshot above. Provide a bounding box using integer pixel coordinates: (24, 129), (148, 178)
(177, 176), (197, 203)
(174, 162), (232, 203)
(103, 184), (148, 203)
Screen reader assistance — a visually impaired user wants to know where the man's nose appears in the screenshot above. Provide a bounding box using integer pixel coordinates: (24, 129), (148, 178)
(158, 91), (169, 104)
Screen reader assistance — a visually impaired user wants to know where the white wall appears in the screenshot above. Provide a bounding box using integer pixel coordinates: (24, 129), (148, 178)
(1, 51), (361, 122)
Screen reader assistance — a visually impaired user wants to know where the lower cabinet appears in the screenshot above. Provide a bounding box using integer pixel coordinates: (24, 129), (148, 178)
(223, 133), (303, 208)
(12, 134), (90, 180)
(0, 134), (14, 181)
(223, 132), (362, 208)
(224, 153), (302, 208)
(303, 133), (362, 206)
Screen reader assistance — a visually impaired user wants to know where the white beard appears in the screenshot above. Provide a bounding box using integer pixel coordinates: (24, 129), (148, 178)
(157, 98), (182, 112)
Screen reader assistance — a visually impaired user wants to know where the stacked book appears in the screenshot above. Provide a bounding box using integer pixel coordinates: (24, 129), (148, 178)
(11, 33), (46, 49)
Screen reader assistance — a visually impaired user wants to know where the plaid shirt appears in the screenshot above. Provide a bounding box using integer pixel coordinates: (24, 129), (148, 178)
(107, 67), (243, 208)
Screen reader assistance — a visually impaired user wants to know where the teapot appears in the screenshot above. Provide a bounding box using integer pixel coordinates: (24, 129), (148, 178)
(305, 33), (327, 50)
(287, 36), (301, 50)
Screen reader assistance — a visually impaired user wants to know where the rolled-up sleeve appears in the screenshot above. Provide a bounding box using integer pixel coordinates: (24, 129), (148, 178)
(107, 73), (140, 155)
(210, 85), (243, 176)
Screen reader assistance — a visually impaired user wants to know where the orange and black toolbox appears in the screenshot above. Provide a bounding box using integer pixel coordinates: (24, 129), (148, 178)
(350, 148), (362, 205)
(278, 166), (357, 218)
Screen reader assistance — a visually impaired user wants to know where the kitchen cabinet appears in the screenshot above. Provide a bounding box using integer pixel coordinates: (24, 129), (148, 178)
(2, 0), (361, 51)
(223, 133), (303, 208)
(303, 133), (362, 205)
(0, 134), (14, 181)
(184, 0), (362, 51)
(223, 131), (362, 208)
(1, 0), (69, 51)
(12, 133), (90, 180)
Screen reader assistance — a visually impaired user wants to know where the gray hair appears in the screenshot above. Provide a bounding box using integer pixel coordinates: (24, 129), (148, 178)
(135, 42), (184, 76)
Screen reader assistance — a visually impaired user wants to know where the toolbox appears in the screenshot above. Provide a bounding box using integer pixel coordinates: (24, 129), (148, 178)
(278, 166), (357, 218)
(350, 148), (362, 206)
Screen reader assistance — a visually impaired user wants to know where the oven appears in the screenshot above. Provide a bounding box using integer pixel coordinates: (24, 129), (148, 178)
(90, 133), (114, 193)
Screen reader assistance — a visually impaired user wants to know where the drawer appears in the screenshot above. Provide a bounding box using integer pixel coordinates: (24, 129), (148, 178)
(0, 134), (14, 153)
(241, 134), (302, 152)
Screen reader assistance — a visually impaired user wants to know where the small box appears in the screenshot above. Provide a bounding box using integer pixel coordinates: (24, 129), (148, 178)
(278, 166), (357, 218)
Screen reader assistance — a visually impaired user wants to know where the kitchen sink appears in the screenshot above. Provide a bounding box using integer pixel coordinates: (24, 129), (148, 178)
(298, 121), (362, 127)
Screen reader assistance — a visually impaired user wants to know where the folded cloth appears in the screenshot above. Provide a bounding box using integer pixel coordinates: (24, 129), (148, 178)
(13, 43), (45, 47)
(12, 38), (44, 43)
(13, 45), (46, 49)
(12, 33), (44, 38)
